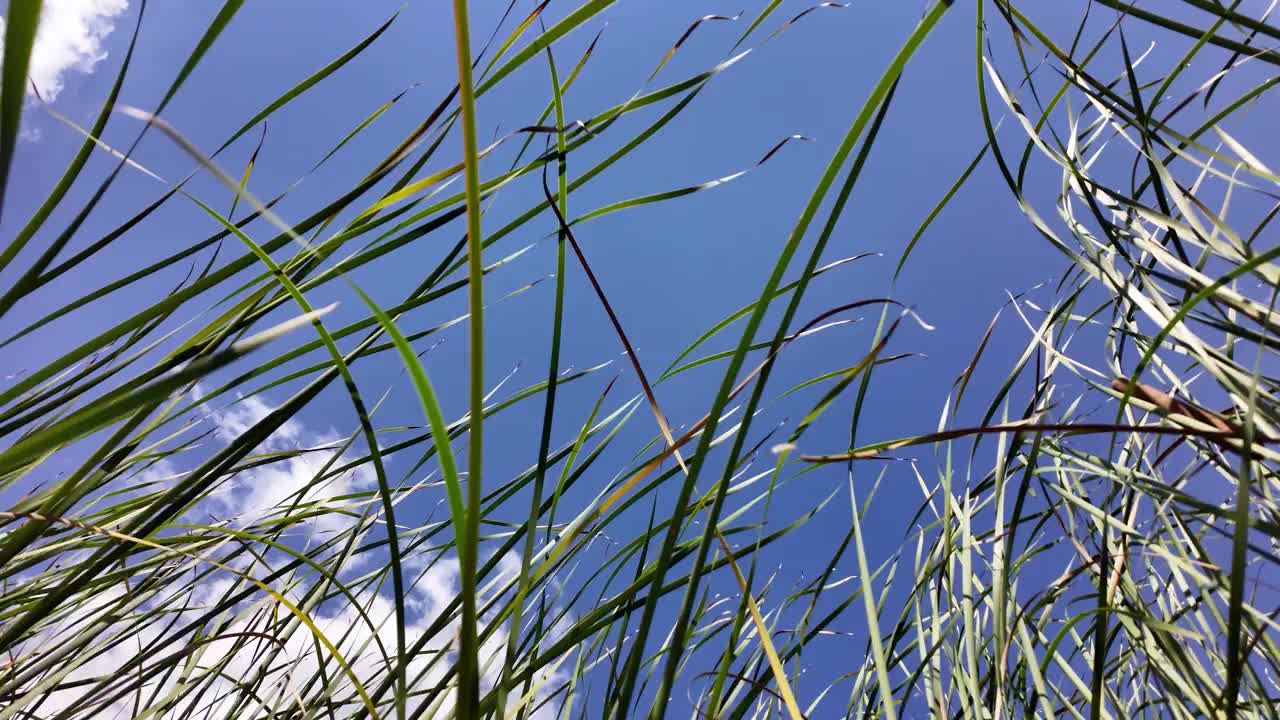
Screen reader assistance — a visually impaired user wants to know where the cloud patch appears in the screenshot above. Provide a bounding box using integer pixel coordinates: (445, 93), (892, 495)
(191, 385), (378, 534)
(0, 0), (129, 102)
(8, 390), (574, 718)
(25, 557), (573, 719)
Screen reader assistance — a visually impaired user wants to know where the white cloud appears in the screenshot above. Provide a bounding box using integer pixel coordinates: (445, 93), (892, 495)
(8, 391), (575, 719)
(20, 557), (572, 719)
(0, 0), (129, 102)
(191, 386), (377, 534)
(203, 392), (304, 447)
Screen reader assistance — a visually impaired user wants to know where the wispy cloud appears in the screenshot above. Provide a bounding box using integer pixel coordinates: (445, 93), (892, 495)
(0, 0), (129, 102)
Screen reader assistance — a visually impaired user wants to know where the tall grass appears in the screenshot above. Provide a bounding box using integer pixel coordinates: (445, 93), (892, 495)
(0, 0), (1277, 718)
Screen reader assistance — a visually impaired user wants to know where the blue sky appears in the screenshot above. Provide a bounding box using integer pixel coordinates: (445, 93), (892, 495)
(6, 0), (1270, 715)
(0, 0), (1082, 712)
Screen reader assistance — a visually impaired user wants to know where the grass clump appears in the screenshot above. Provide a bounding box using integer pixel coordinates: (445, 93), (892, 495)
(0, 1), (1277, 718)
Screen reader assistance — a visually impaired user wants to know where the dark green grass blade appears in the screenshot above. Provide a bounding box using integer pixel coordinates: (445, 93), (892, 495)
(0, 0), (42, 226)
(0, 1), (144, 309)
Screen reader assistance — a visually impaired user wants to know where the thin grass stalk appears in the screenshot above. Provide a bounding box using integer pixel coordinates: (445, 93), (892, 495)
(449, 0), (486, 717)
